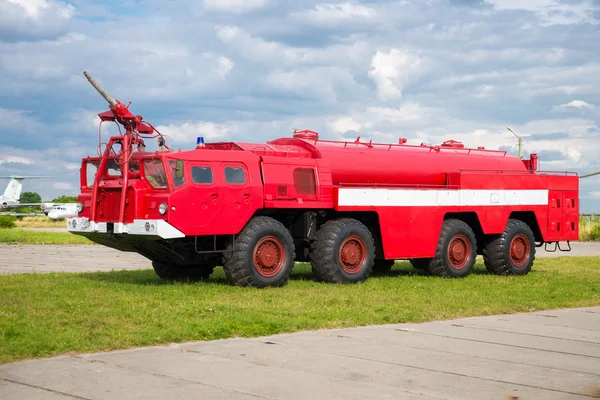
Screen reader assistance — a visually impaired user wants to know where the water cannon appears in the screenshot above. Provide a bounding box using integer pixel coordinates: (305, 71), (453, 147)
(83, 71), (172, 224)
(83, 71), (157, 136)
(83, 71), (116, 108)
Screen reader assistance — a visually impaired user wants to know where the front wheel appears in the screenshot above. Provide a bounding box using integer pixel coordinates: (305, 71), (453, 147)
(309, 218), (375, 284)
(222, 216), (295, 287)
(427, 219), (477, 278)
(483, 219), (535, 276)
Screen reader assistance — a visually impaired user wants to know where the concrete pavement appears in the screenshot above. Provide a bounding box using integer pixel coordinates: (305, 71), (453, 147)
(1, 306), (599, 399)
(1, 241), (599, 275)
(0, 244), (150, 275)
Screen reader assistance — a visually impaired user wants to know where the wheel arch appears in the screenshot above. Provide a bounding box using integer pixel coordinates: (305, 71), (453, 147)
(327, 211), (384, 259)
(443, 212), (484, 253)
(508, 211), (543, 243)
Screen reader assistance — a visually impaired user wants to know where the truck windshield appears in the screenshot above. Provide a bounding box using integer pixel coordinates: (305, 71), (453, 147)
(143, 159), (168, 189)
(84, 159), (141, 188)
(86, 161), (99, 188)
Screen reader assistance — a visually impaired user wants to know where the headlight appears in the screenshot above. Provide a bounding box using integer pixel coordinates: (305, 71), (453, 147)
(76, 202), (83, 213)
(159, 202), (168, 215)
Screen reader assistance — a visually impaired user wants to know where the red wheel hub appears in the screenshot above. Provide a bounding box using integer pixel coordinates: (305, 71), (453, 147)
(253, 236), (285, 278)
(447, 234), (471, 270)
(339, 235), (367, 274)
(510, 234), (530, 267)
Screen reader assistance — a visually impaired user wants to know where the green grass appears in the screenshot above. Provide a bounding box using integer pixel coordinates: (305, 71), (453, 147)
(580, 217), (600, 241)
(15, 216), (66, 229)
(0, 229), (92, 245)
(1, 257), (599, 364)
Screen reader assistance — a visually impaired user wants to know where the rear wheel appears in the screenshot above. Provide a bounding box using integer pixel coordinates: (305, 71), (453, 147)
(222, 216), (295, 287)
(483, 219), (535, 276)
(427, 219), (477, 278)
(152, 261), (214, 281)
(309, 218), (375, 284)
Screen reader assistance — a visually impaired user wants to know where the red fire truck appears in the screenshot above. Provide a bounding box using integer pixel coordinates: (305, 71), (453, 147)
(68, 73), (579, 287)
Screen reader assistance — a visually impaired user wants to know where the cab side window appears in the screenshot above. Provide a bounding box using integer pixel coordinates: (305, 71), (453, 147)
(224, 167), (246, 185)
(293, 168), (316, 195)
(192, 166), (213, 184)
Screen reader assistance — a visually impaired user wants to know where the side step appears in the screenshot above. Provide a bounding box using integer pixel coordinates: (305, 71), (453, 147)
(544, 241), (572, 252)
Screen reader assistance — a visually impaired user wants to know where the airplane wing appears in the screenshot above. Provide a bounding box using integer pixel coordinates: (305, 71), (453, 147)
(1, 203), (44, 207)
(0, 212), (42, 216)
(0, 176), (55, 179)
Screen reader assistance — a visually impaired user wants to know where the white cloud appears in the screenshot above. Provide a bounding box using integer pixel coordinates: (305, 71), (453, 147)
(52, 182), (74, 190)
(365, 103), (428, 125)
(63, 162), (80, 170)
(368, 49), (422, 101)
(485, 0), (597, 25)
(215, 25), (374, 71)
(4, 0), (74, 19)
(329, 116), (361, 134)
(0, 155), (34, 165)
(155, 122), (230, 143)
(486, 0), (556, 12)
(265, 67), (363, 101)
(217, 56), (234, 77)
(294, 3), (376, 23)
(204, 0), (266, 13)
(217, 26), (240, 42)
(0, 0), (75, 40)
(555, 100), (595, 110)
(473, 85), (495, 99)
(591, 192), (600, 199)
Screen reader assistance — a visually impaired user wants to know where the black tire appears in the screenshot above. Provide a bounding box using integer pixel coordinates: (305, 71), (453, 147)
(372, 259), (395, 273)
(152, 261), (214, 281)
(309, 218), (375, 284)
(222, 216), (295, 288)
(482, 219), (536, 276)
(427, 219), (477, 278)
(410, 258), (431, 270)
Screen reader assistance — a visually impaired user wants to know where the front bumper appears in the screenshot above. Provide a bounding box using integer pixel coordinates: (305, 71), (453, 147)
(66, 217), (185, 239)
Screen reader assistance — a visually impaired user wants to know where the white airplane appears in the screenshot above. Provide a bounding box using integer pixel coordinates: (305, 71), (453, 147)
(0, 176), (53, 210)
(47, 204), (79, 220)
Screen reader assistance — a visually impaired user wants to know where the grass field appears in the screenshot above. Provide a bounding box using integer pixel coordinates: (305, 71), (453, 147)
(15, 216), (66, 229)
(0, 229), (92, 245)
(580, 217), (600, 241)
(1, 257), (599, 364)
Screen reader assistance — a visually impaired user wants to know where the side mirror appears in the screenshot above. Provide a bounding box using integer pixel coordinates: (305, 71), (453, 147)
(175, 160), (184, 180)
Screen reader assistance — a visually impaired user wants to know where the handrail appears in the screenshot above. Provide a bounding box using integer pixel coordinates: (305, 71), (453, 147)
(459, 169), (578, 176)
(312, 138), (508, 156)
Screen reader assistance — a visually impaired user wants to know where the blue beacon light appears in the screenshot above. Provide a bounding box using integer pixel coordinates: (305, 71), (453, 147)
(197, 136), (205, 147)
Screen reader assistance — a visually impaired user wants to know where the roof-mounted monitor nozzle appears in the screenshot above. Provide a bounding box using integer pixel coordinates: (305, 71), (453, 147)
(293, 129), (319, 141)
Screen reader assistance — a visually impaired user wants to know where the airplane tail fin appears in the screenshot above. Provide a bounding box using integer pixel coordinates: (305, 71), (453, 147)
(0, 176), (54, 202)
(1, 178), (24, 202)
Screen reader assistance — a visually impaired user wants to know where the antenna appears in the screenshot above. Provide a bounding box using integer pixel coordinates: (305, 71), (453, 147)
(507, 127), (523, 159)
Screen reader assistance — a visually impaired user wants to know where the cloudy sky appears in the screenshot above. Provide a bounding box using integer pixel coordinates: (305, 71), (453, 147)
(0, 0), (599, 211)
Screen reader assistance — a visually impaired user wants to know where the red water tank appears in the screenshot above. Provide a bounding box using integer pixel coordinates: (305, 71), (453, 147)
(276, 132), (527, 187)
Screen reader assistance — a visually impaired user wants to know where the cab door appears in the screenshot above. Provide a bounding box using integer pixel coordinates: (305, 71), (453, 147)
(188, 162), (222, 234)
(220, 162), (254, 230)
